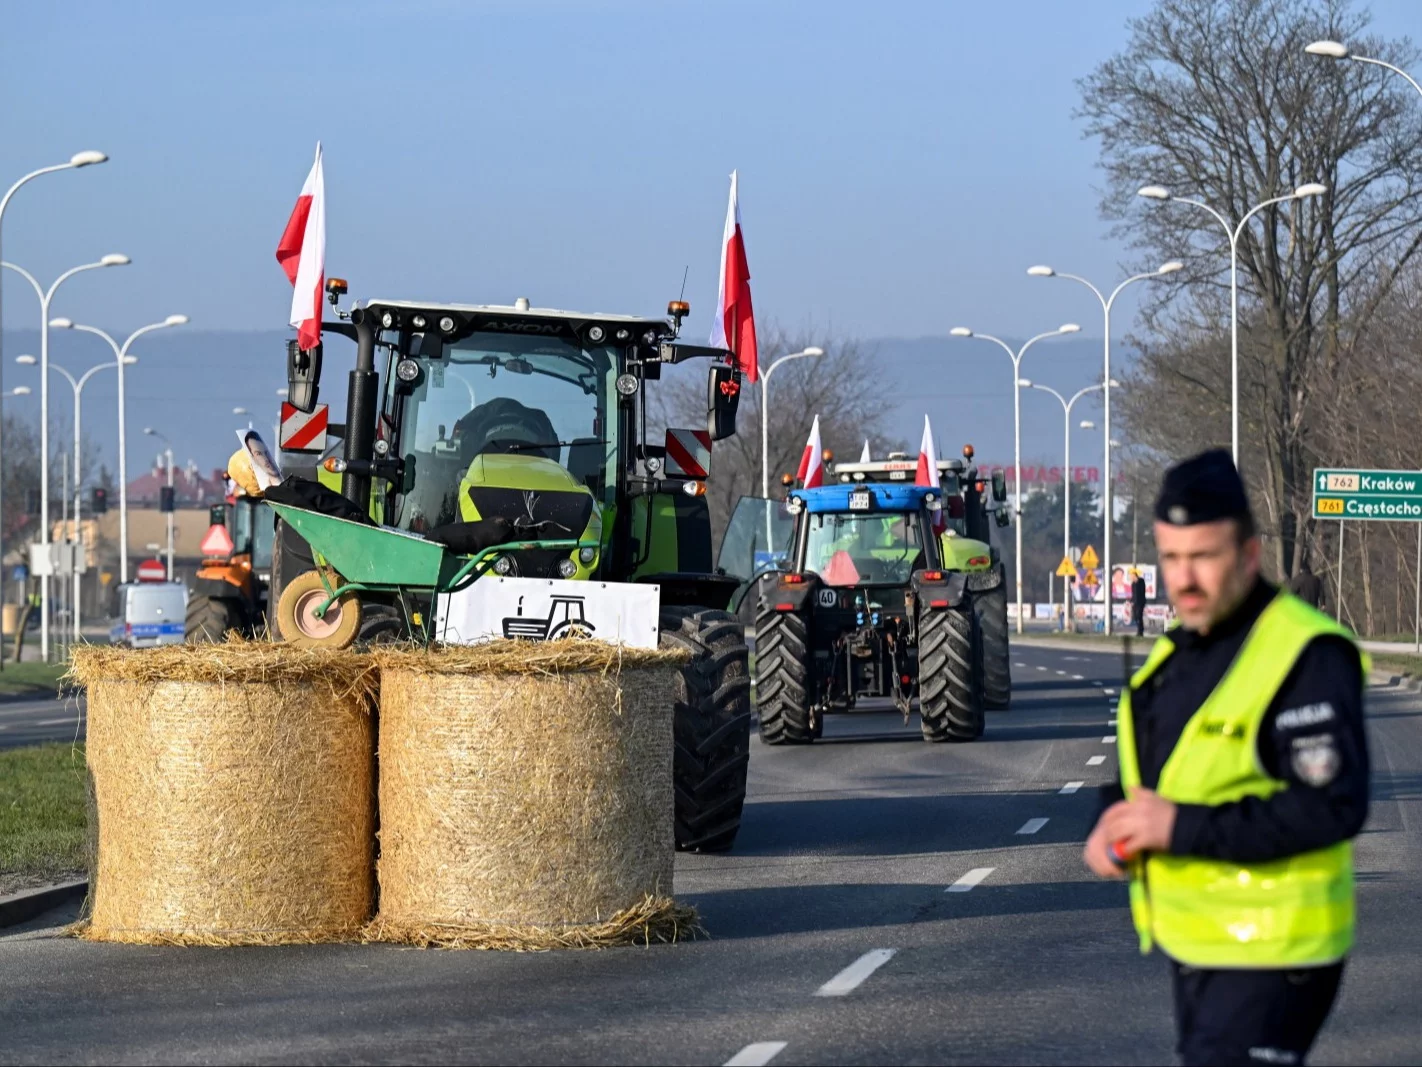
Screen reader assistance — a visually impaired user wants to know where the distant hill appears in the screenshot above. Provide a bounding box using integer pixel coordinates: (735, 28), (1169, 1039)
(1, 328), (1131, 487)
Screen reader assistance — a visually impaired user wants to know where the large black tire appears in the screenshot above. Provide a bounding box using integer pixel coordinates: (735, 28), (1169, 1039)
(753, 606), (815, 744)
(917, 602), (983, 742)
(661, 606), (752, 852)
(975, 581), (1012, 710)
(185, 595), (245, 643)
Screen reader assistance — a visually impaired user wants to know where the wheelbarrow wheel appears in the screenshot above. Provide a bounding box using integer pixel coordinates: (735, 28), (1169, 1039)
(276, 569), (362, 649)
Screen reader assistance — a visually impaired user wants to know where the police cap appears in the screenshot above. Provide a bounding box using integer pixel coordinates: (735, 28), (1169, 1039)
(1154, 448), (1252, 527)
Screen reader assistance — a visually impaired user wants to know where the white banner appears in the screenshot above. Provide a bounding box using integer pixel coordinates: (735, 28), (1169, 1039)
(436, 577), (661, 649)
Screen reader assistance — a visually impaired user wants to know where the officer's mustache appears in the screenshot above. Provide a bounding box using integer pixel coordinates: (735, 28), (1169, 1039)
(1174, 583), (1206, 599)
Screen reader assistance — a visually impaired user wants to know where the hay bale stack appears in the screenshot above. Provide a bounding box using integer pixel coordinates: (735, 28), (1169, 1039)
(70, 644), (378, 945)
(370, 641), (699, 949)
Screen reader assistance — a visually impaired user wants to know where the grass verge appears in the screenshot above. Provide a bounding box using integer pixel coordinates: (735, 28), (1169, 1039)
(0, 661), (70, 698)
(0, 743), (87, 897)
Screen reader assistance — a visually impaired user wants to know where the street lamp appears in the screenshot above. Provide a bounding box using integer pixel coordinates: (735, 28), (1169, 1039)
(21, 351), (136, 640)
(2, 386), (31, 398)
(0, 153), (108, 617)
(1026, 381), (1113, 570)
(50, 313), (188, 583)
(1027, 262), (1179, 635)
(2, 256), (130, 658)
(1136, 183), (1327, 466)
(144, 428), (176, 581)
(1307, 39), (1422, 98)
(759, 347), (826, 497)
(950, 323), (1080, 633)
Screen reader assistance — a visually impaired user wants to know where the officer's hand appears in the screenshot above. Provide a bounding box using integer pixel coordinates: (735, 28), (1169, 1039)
(1083, 819), (1125, 880)
(1100, 787), (1177, 855)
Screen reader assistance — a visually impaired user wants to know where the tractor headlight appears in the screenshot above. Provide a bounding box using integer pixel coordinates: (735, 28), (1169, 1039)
(439, 316), (457, 334)
(557, 558), (578, 578)
(381, 311), (396, 329)
(578, 546), (597, 564)
(615, 373), (639, 397)
(492, 555), (514, 576)
(411, 315), (427, 329)
(396, 358), (421, 383)
(587, 325), (606, 344)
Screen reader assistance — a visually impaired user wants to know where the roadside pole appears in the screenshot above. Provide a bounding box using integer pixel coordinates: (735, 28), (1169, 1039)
(1415, 524), (1420, 654)
(1336, 521), (1344, 624)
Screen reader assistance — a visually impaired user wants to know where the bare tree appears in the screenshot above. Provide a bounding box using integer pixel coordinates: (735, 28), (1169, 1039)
(1079, 0), (1422, 578)
(650, 325), (900, 545)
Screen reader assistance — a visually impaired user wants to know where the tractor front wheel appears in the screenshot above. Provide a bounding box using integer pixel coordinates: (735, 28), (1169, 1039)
(185, 596), (245, 643)
(917, 601), (983, 742)
(276, 569), (362, 650)
(661, 606), (752, 852)
(754, 606), (816, 744)
(975, 579), (1012, 710)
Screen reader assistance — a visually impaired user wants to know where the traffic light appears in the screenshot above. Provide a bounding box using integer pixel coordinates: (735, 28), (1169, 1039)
(159, 486), (176, 513)
(91, 487), (108, 515)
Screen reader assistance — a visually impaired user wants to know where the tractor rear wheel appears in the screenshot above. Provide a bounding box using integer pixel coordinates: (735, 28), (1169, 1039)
(753, 606), (816, 744)
(276, 569), (363, 650)
(917, 601), (983, 742)
(185, 596), (245, 643)
(661, 606), (752, 852)
(975, 579), (1012, 710)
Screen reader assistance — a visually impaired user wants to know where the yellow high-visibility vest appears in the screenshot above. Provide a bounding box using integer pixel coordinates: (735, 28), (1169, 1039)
(1116, 591), (1362, 968)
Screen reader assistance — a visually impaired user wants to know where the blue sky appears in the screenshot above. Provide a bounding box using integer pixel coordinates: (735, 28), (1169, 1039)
(3, 0), (1421, 473)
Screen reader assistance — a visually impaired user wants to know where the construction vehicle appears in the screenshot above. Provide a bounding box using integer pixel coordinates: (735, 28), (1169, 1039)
(185, 497), (275, 640)
(260, 282), (752, 852)
(731, 446), (1010, 744)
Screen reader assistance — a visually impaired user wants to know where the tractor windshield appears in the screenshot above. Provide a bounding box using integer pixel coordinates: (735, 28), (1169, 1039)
(802, 511), (926, 587)
(385, 332), (617, 532)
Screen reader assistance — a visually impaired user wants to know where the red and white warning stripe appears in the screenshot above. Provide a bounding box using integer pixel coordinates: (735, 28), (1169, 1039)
(664, 427), (712, 479)
(279, 401), (329, 451)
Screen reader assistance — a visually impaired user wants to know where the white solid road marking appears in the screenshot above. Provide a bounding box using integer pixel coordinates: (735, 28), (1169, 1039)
(1088, 755), (1107, 766)
(1103, 736), (1117, 744)
(947, 867), (995, 893)
(36, 718), (76, 727)
(725, 1042), (789, 1066)
(1017, 818), (1049, 834)
(1060, 781), (1085, 794)
(815, 949), (897, 997)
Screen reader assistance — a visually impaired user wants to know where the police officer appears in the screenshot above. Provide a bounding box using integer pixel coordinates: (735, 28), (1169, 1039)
(1083, 449), (1369, 1067)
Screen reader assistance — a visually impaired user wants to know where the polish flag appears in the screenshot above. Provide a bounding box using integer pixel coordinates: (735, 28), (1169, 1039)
(796, 415), (824, 488)
(915, 415), (939, 487)
(860, 439), (872, 463)
(275, 143), (326, 351)
(709, 170), (759, 383)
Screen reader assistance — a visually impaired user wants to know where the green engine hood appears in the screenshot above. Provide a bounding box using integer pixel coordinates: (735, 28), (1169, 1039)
(938, 532), (993, 572)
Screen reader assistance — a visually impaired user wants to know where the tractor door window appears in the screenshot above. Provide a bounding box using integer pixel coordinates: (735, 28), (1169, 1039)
(803, 512), (923, 586)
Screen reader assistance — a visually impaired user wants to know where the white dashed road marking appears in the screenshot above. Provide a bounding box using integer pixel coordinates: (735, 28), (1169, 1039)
(1015, 661), (1028, 668)
(36, 718), (75, 727)
(1055, 669), (1069, 676)
(1036, 665), (1048, 671)
(725, 1042), (788, 1066)
(1088, 755), (1107, 766)
(1103, 688), (1117, 696)
(1017, 818), (1049, 834)
(947, 867), (996, 893)
(1103, 736), (1117, 744)
(1072, 674), (1084, 680)
(1091, 680), (1104, 687)
(1060, 781), (1085, 794)
(815, 949), (897, 997)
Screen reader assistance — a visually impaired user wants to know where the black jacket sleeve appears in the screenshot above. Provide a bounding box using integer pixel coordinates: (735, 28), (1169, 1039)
(1169, 636), (1369, 864)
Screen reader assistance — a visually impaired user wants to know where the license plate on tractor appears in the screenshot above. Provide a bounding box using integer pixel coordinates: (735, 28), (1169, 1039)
(849, 489), (873, 511)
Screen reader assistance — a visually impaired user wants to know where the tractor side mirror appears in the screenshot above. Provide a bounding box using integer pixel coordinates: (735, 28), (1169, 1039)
(286, 340), (322, 413)
(994, 508), (1010, 528)
(991, 470), (1008, 503)
(708, 362), (741, 442)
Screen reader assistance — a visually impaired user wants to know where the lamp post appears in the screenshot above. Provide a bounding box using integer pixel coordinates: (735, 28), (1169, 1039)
(1307, 39), (1422, 96)
(1027, 261), (1181, 635)
(0, 151), (108, 612)
(759, 347), (825, 497)
(2, 255), (130, 658)
(18, 351), (136, 640)
(950, 323), (1081, 633)
(50, 314), (188, 583)
(144, 429), (175, 581)
(1136, 184), (1327, 465)
(1024, 381), (1114, 571)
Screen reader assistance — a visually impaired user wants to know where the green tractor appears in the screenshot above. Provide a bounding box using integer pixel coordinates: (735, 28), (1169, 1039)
(261, 284), (752, 852)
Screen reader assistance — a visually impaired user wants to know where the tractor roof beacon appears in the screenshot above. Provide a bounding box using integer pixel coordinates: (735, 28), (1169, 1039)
(742, 442), (1013, 747)
(263, 282), (751, 853)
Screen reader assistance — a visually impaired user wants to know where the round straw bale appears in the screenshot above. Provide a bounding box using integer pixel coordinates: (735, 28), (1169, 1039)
(69, 643), (378, 945)
(370, 641), (699, 949)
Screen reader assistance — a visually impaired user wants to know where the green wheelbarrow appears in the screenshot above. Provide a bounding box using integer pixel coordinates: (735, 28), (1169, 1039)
(267, 502), (595, 648)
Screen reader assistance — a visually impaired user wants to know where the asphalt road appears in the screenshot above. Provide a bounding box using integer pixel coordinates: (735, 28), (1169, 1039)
(0, 693), (85, 750)
(2, 642), (1419, 1065)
